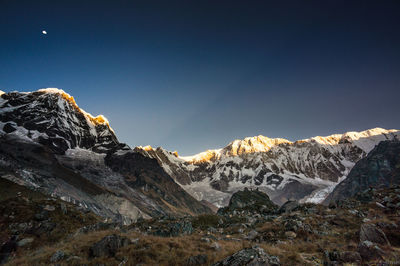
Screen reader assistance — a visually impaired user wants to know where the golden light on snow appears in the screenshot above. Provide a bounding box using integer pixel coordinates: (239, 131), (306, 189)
(37, 88), (113, 131)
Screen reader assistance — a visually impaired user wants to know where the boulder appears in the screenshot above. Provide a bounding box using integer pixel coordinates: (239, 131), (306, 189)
(89, 234), (130, 257)
(211, 242), (221, 251)
(246, 230), (259, 240)
(50, 250), (65, 262)
(213, 246), (280, 266)
(358, 240), (385, 261)
(44, 205), (55, 211)
(218, 188), (278, 215)
(17, 237), (34, 247)
(359, 223), (390, 246)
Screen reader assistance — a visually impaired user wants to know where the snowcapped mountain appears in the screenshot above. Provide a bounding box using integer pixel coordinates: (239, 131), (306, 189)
(136, 128), (400, 206)
(0, 89), (212, 223)
(0, 88), (127, 153)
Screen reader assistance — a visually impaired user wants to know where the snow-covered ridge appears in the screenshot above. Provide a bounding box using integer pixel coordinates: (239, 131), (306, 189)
(179, 128), (399, 162)
(135, 128), (399, 206)
(36, 88), (112, 129)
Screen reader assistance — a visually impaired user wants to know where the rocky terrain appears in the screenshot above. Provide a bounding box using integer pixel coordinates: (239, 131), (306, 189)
(136, 128), (400, 206)
(1, 176), (400, 265)
(324, 140), (400, 204)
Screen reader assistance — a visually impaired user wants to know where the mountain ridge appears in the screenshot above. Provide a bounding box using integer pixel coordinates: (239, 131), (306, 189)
(136, 128), (400, 206)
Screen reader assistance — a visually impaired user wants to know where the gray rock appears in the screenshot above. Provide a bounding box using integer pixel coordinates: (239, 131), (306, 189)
(50, 250), (65, 262)
(359, 223), (390, 245)
(218, 188), (278, 215)
(89, 234), (130, 257)
(201, 237), (211, 243)
(213, 246), (280, 266)
(246, 230), (258, 240)
(17, 238), (34, 247)
(358, 240), (385, 261)
(186, 254), (208, 265)
(44, 205), (55, 211)
(211, 242), (221, 251)
(383, 196), (392, 203)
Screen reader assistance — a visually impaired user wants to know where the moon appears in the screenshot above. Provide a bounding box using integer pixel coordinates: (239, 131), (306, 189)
(42, 30), (47, 35)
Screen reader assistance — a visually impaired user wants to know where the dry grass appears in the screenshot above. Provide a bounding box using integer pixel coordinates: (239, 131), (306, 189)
(7, 230), (250, 266)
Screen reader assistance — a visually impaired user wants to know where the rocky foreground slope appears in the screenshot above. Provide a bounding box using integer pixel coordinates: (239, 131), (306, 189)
(137, 128), (400, 206)
(0, 89), (212, 223)
(2, 175), (399, 265)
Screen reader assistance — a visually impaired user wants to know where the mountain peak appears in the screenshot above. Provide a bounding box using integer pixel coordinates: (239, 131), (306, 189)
(0, 88), (120, 153)
(36, 88), (111, 128)
(225, 135), (291, 156)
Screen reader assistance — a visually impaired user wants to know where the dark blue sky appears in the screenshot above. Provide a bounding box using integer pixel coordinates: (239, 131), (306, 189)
(1, 0), (399, 155)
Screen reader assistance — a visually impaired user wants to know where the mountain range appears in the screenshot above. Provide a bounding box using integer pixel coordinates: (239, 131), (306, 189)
(136, 128), (399, 206)
(0, 88), (398, 223)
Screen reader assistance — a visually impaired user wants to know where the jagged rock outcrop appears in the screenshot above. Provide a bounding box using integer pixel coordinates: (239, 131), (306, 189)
(212, 246), (280, 266)
(359, 223), (390, 246)
(217, 188), (278, 215)
(0, 89), (127, 153)
(324, 140), (400, 204)
(89, 234), (130, 257)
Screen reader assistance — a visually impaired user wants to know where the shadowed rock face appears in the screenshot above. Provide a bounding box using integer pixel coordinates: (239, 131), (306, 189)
(324, 140), (400, 204)
(105, 151), (212, 217)
(89, 234), (130, 258)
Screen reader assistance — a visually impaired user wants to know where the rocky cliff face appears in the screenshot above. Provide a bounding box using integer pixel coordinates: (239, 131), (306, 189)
(105, 150), (212, 216)
(0, 89), (212, 223)
(0, 88), (126, 153)
(136, 128), (400, 206)
(324, 140), (400, 204)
